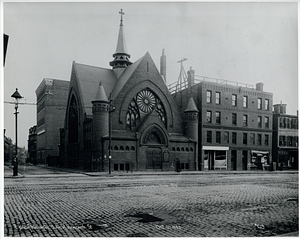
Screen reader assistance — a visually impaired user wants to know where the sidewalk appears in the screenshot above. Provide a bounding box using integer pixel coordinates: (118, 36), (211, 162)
(4, 163), (298, 178)
(4, 165), (24, 178)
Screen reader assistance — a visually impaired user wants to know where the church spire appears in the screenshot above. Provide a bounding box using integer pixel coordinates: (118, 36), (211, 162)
(109, 9), (132, 78)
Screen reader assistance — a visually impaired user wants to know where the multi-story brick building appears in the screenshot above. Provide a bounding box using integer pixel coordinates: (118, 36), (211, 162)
(27, 125), (37, 164)
(35, 79), (69, 165)
(272, 103), (298, 170)
(171, 71), (273, 171)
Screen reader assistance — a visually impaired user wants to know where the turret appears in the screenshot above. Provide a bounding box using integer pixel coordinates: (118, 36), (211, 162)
(109, 9), (132, 79)
(92, 82), (109, 155)
(184, 97), (199, 140)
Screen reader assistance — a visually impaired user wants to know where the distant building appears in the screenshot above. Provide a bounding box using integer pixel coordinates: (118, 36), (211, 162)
(4, 129), (13, 162)
(35, 79), (69, 165)
(27, 125), (37, 164)
(172, 72), (273, 171)
(272, 103), (298, 170)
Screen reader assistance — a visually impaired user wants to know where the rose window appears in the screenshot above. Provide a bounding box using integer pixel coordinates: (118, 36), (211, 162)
(137, 90), (156, 113)
(126, 88), (167, 130)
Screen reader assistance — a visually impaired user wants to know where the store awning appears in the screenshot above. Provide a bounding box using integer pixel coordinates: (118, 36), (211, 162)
(251, 150), (269, 155)
(203, 146), (229, 151)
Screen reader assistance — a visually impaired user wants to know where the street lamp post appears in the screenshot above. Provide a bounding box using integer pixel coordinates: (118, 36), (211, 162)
(108, 93), (115, 175)
(11, 88), (23, 176)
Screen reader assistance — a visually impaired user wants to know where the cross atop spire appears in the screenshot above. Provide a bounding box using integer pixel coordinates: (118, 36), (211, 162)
(110, 9), (132, 77)
(119, 9), (124, 26)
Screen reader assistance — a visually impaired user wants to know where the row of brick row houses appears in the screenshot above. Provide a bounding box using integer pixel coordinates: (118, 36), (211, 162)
(27, 11), (298, 172)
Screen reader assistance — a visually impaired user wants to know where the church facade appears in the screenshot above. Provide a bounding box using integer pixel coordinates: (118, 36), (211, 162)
(59, 10), (198, 172)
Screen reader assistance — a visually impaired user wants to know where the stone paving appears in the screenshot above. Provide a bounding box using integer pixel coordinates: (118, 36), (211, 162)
(3, 166), (299, 237)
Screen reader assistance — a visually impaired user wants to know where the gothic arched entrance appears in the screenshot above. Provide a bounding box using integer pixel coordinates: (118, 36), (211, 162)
(142, 125), (167, 170)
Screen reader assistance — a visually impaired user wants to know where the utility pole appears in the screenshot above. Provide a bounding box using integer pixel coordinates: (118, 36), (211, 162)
(108, 93), (115, 174)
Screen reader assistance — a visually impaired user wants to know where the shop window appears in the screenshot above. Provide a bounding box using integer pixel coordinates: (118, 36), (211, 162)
(114, 164), (118, 171)
(120, 164), (124, 170)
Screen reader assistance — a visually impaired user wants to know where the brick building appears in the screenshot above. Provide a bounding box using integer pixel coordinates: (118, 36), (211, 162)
(36, 79), (69, 165)
(4, 129), (13, 162)
(27, 125), (37, 164)
(272, 103), (298, 170)
(59, 11), (198, 172)
(171, 71), (273, 171)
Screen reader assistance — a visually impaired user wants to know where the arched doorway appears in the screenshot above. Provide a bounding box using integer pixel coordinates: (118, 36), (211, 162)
(142, 126), (167, 170)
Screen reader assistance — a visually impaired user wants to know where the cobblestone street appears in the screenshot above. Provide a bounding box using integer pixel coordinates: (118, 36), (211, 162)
(3, 166), (299, 237)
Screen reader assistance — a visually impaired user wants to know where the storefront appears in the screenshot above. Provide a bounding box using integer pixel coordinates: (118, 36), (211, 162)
(251, 150), (270, 170)
(203, 146), (229, 170)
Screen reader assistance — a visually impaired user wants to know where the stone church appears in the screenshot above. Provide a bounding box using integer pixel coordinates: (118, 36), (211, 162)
(59, 10), (199, 172)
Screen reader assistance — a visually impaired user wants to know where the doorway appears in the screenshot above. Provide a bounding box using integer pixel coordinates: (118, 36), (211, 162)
(146, 148), (162, 169)
(231, 150), (237, 170)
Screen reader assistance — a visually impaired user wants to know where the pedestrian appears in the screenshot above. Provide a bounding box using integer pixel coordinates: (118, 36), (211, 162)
(12, 157), (18, 176)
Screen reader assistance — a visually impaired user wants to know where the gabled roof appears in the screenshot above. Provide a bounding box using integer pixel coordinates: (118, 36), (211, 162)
(73, 62), (116, 115)
(110, 54), (144, 99)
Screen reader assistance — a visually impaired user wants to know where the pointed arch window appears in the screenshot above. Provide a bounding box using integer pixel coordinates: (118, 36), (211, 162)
(68, 95), (79, 143)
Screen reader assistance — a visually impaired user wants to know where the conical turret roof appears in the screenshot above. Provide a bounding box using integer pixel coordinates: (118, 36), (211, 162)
(184, 97), (198, 112)
(92, 82), (108, 103)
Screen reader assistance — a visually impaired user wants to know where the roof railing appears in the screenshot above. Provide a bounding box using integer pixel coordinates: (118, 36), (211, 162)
(168, 75), (254, 94)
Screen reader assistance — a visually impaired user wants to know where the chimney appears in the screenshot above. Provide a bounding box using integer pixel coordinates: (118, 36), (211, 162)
(273, 102), (287, 114)
(256, 82), (264, 91)
(160, 49), (166, 82)
(187, 66), (195, 88)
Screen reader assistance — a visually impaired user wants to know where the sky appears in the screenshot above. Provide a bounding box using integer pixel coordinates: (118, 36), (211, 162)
(2, 1), (298, 149)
